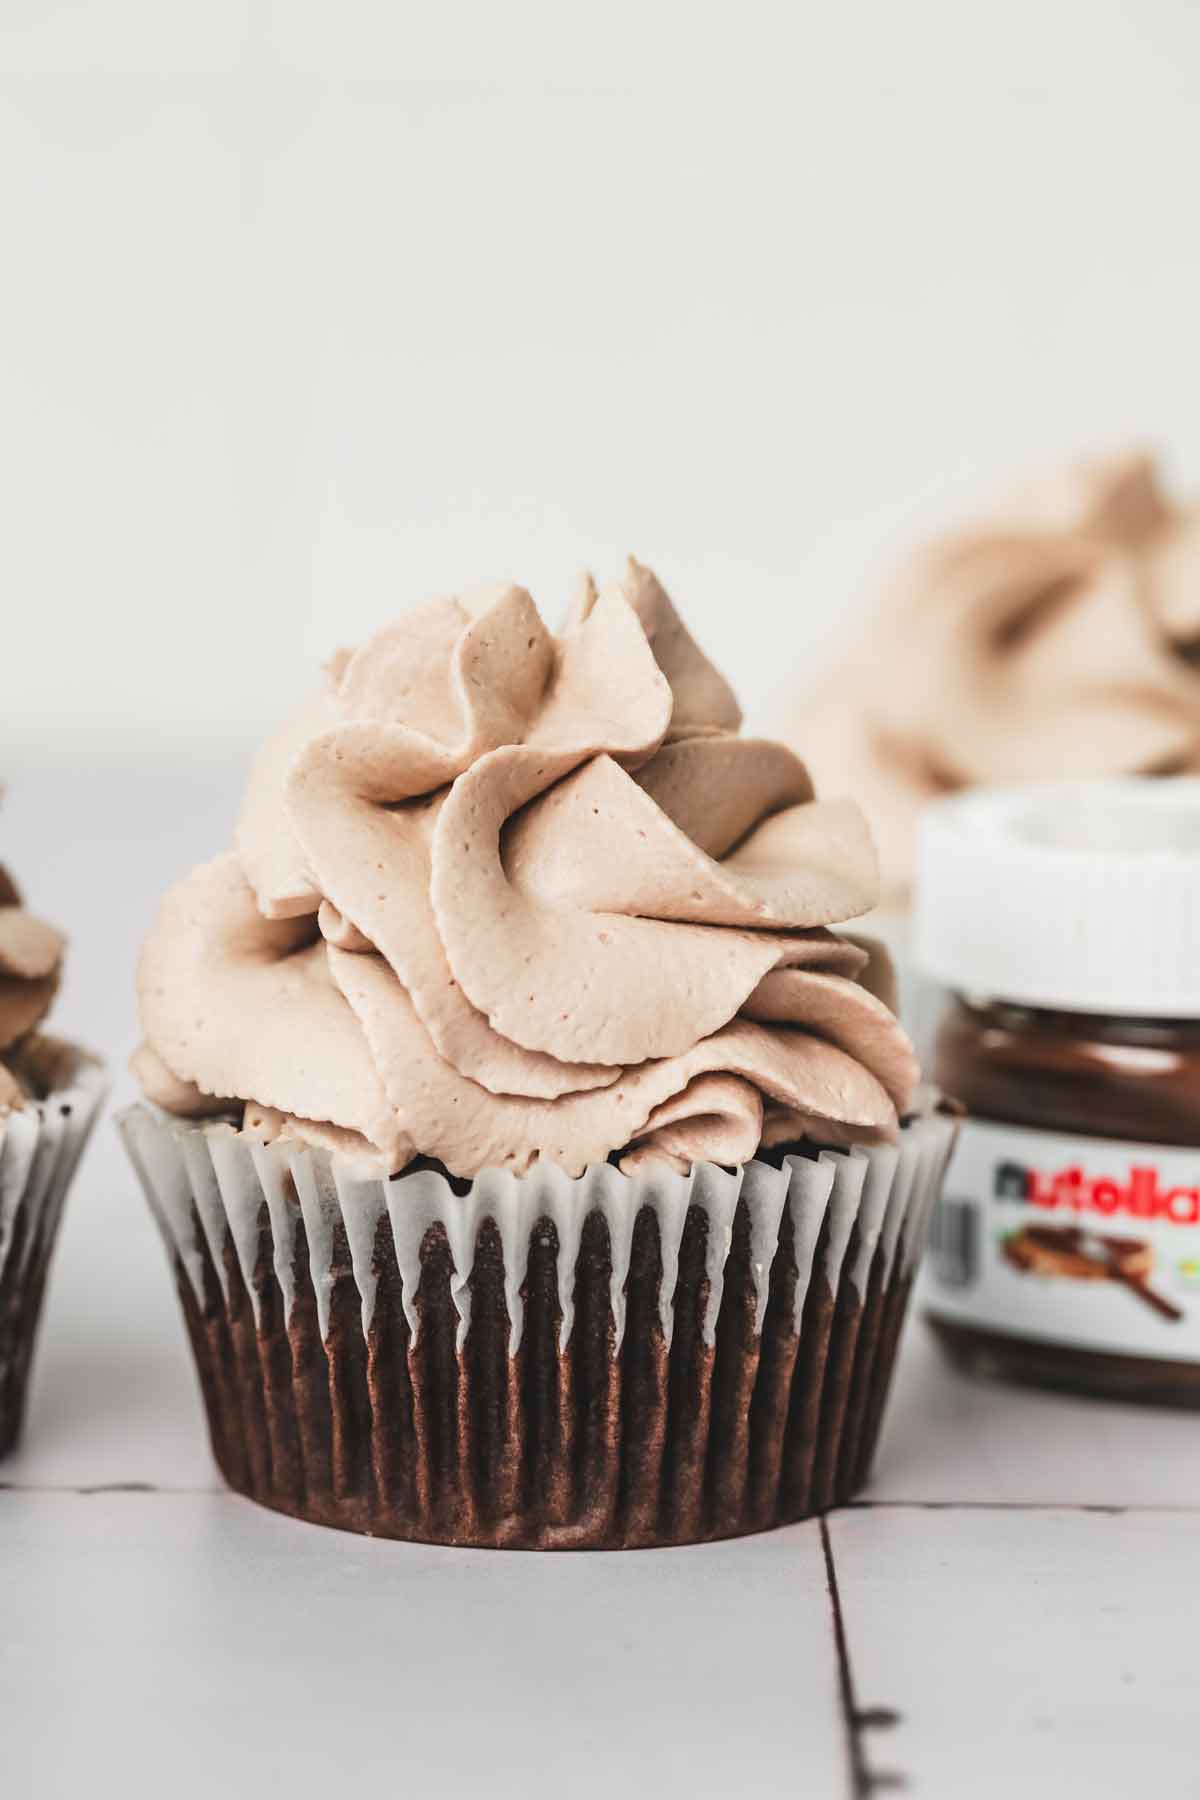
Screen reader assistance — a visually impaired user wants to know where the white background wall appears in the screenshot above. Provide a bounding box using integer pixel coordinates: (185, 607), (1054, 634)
(3, 0), (1200, 768)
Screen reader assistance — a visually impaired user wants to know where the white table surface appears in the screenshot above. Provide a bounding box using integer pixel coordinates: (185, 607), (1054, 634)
(5, 764), (1200, 1799)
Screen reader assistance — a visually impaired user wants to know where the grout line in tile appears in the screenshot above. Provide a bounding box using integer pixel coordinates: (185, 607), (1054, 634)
(0, 1481), (222, 1497)
(820, 1517), (906, 1798)
(3, 1486), (1198, 1515)
(847, 1499), (1200, 1515)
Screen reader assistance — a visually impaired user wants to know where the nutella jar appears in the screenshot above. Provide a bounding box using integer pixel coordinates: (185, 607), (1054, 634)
(915, 779), (1200, 1406)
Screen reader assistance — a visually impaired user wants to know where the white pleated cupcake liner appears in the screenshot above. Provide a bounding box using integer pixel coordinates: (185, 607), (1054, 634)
(0, 1047), (108, 1452)
(119, 1093), (956, 1547)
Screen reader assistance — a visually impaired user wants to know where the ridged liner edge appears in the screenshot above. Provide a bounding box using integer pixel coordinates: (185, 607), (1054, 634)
(118, 1097), (956, 1548)
(0, 1048), (109, 1452)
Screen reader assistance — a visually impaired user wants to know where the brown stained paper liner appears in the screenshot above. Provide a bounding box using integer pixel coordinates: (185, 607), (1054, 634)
(0, 1049), (108, 1455)
(118, 1097), (956, 1548)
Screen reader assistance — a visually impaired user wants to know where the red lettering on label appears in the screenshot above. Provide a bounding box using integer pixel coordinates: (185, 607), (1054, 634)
(1008, 1163), (1200, 1225)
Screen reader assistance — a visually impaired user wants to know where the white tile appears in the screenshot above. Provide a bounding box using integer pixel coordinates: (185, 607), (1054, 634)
(868, 1319), (1200, 1507)
(1, 1492), (845, 1800)
(829, 1506), (1199, 1800)
(6, 763), (1200, 1800)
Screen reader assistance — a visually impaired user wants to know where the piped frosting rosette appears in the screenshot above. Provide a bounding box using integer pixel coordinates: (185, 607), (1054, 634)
(0, 862), (66, 1123)
(800, 451), (1200, 908)
(134, 560), (918, 1179)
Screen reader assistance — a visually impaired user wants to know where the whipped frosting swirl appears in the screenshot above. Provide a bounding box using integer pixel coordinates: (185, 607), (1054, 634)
(136, 560), (917, 1177)
(0, 856), (66, 1116)
(800, 451), (1200, 906)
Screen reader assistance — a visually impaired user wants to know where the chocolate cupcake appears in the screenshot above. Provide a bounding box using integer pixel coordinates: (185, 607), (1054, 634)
(0, 848), (106, 1454)
(120, 561), (955, 1546)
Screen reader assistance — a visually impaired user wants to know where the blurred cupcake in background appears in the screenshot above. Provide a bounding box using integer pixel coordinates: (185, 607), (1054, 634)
(120, 560), (955, 1549)
(797, 449), (1200, 913)
(0, 831), (106, 1454)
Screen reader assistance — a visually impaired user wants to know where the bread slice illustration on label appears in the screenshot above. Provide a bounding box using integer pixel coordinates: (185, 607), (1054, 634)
(1003, 1224), (1184, 1321)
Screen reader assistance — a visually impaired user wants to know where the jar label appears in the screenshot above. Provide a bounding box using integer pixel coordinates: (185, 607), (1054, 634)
(924, 1116), (1200, 1361)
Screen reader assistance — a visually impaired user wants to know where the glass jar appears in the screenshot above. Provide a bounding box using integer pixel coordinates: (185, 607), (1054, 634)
(915, 781), (1200, 1406)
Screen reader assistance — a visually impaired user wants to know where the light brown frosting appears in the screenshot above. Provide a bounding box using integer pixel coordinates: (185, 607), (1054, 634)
(0, 857), (67, 1116)
(798, 451), (1200, 907)
(135, 560), (917, 1177)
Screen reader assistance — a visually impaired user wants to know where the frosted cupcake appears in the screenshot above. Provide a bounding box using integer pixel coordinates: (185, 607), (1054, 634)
(0, 847), (106, 1453)
(121, 562), (955, 1546)
(799, 450), (1200, 910)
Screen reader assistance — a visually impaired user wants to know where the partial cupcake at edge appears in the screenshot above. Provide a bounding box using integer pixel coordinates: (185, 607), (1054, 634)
(798, 449), (1200, 912)
(119, 560), (956, 1548)
(0, 834), (106, 1454)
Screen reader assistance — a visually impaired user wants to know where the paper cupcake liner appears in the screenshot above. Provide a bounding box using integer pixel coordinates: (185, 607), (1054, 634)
(0, 1049), (108, 1454)
(118, 1097), (956, 1547)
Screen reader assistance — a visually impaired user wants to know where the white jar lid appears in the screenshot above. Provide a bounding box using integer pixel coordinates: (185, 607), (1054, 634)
(914, 778), (1200, 1017)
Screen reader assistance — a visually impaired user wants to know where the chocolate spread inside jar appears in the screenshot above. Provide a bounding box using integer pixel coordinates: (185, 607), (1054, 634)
(915, 780), (1200, 1407)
